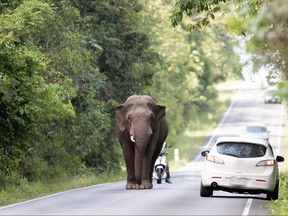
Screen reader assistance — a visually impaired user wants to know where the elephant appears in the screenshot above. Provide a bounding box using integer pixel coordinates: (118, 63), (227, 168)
(115, 95), (168, 189)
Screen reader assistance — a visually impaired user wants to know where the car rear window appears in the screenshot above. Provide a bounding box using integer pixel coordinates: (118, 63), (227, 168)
(266, 90), (277, 96)
(217, 142), (267, 158)
(246, 126), (267, 133)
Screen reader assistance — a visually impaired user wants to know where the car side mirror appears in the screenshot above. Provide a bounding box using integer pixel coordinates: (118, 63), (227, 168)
(201, 150), (209, 157)
(276, 156), (284, 162)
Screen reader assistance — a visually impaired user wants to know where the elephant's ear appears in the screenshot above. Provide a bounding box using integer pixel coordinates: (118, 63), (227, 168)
(115, 105), (126, 131)
(152, 105), (166, 130)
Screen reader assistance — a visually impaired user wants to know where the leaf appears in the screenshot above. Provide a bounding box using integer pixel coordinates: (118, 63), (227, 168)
(210, 13), (215, 20)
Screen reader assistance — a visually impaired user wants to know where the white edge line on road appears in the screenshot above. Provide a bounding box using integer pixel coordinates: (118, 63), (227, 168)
(276, 103), (285, 156)
(190, 82), (285, 216)
(242, 197), (253, 216)
(0, 182), (112, 210)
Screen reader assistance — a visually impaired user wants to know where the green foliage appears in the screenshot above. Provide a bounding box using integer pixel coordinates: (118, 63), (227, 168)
(0, 0), (157, 187)
(0, 0), (22, 13)
(170, 0), (262, 31)
(0, 0), (241, 192)
(142, 0), (240, 138)
(268, 172), (288, 215)
(246, 0), (288, 102)
(74, 0), (159, 102)
(170, 0), (288, 104)
(171, 0), (226, 30)
(279, 81), (288, 103)
(1, 0), (72, 182)
(0, 0), (77, 183)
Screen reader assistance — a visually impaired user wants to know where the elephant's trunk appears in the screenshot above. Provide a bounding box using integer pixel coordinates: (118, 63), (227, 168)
(130, 123), (152, 184)
(134, 140), (147, 184)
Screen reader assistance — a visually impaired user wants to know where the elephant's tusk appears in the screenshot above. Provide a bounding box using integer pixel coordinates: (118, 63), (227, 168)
(130, 135), (135, 143)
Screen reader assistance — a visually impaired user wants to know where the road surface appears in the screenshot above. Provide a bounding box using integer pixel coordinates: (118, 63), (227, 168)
(0, 81), (286, 215)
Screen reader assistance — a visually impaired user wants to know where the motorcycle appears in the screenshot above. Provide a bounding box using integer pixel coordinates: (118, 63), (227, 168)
(153, 150), (168, 184)
(153, 142), (173, 184)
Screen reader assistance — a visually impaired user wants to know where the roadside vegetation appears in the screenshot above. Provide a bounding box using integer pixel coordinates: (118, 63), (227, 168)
(172, 0), (288, 215)
(0, 0), (287, 213)
(268, 118), (288, 215)
(0, 77), (240, 206)
(0, 0), (241, 206)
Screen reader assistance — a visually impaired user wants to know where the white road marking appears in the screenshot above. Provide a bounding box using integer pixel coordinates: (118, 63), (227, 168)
(242, 198), (253, 216)
(276, 104), (285, 156)
(0, 182), (112, 210)
(191, 81), (256, 215)
(193, 82), (286, 216)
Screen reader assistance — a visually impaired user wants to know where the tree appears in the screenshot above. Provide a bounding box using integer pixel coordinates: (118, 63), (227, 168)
(0, 0), (242, 187)
(0, 0), (76, 184)
(141, 0), (241, 137)
(71, 0), (160, 102)
(0, 0), (163, 186)
(170, 0), (260, 31)
(170, 0), (288, 102)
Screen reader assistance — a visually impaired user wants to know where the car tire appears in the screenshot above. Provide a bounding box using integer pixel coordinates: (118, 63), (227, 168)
(267, 179), (279, 200)
(200, 182), (213, 197)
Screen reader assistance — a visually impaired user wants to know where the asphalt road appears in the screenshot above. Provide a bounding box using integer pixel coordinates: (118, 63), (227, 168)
(0, 80), (286, 215)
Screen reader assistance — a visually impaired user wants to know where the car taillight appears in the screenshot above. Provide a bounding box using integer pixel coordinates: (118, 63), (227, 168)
(206, 155), (224, 164)
(256, 159), (275, 166)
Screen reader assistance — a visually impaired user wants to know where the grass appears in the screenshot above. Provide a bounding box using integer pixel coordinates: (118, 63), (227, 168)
(267, 115), (288, 215)
(0, 78), (242, 207)
(0, 171), (126, 207)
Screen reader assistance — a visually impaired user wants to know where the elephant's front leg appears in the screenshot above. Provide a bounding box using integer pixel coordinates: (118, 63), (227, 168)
(138, 156), (153, 189)
(121, 142), (137, 189)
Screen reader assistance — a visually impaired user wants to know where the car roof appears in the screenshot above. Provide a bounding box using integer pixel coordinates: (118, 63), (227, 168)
(266, 86), (278, 91)
(246, 122), (267, 127)
(215, 136), (269, 146)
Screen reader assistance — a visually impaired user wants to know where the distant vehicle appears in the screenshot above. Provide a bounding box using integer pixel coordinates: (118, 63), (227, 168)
(244, 123), (269, 141)
(200, 136), (284, 200)
(264, 87), (280, 104)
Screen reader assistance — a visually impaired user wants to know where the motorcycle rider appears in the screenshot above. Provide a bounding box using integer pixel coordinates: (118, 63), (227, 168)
(162, 142), (172, 184)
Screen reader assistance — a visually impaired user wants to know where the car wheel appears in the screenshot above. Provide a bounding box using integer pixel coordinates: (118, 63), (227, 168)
(200, 182), (213, 197)
(267, 179), (279, 200)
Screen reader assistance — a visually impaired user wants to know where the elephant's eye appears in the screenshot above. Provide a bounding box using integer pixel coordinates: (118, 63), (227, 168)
(127, 115), (132, 122)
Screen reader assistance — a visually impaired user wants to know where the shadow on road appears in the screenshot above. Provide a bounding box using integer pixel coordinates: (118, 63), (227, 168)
(212, 195), (267, 200)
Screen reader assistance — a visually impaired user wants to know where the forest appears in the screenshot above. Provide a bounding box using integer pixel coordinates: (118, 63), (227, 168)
(0, 0), (287, 192)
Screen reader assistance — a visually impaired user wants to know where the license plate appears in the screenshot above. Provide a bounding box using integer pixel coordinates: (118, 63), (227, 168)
(226, 176), (251, 186)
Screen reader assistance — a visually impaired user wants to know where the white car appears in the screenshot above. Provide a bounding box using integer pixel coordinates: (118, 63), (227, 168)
(244, 123), (269, 141)
(264, 86), (280, 104)
(200, 136), (284, 200)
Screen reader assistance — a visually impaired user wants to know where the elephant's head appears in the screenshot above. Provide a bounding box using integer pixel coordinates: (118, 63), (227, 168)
(115, 95), (166, 146)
